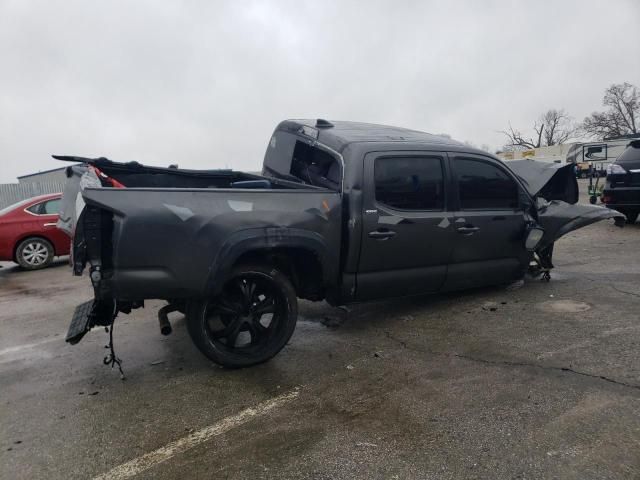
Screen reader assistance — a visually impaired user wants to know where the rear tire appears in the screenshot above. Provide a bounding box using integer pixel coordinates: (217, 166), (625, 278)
(15, 237), (54, 270)
(624, 211), (638, 224)
(186, 264), (298, 368)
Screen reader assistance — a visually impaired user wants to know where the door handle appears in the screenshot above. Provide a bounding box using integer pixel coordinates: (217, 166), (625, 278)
(456, 226), (480, 234)
(368, 229), (397, 240)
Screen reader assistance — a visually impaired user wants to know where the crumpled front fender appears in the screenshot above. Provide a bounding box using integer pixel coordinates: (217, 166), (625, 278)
(507, 158), (625, 251)
(536, 200), (625, 250)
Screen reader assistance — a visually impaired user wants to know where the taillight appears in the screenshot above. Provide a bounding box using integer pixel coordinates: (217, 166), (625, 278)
(606, 164), (627, 175)
(602, 195), (613, 204)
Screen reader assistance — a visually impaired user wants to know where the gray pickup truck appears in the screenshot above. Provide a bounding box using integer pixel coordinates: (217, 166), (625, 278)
(57, 119), (623, 367)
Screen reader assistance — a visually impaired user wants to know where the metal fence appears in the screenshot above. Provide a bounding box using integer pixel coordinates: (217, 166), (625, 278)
(0, 182), (67, 210)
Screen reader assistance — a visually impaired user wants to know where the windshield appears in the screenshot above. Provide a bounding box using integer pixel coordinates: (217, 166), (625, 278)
(0, 198), (34, 217)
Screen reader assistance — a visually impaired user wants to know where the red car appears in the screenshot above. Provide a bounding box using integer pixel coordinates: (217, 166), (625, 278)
(0, 193), (70, 270)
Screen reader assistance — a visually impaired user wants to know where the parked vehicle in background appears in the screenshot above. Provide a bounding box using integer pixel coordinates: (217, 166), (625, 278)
(56, 119), (624, 368)
(603, 140), (640, 224)
(0, 193), (69, 269)
(566, 137), (638, 178)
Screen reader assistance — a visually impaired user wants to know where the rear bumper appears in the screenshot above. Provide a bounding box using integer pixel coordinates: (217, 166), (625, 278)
(602, 187), (640, 208)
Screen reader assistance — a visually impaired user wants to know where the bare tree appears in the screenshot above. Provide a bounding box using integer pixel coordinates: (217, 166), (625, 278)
(541, 109), (575, 145)
(582, 82), (639, 139)
(502, 123), (542, 149)
(502, 109), (576, 149)
(498, 144), (528, 154)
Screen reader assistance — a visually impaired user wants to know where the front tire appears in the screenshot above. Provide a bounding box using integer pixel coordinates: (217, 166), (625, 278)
(186, 264), (298, 368)
(15, 237), (54, 270)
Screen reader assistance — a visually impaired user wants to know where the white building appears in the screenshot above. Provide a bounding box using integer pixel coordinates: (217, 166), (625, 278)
(497, 144), (571, 164)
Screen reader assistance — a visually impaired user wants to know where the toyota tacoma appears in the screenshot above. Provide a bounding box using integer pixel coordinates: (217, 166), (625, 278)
(56, 119), (624, 368)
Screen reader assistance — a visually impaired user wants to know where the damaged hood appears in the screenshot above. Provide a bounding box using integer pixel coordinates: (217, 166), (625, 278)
(507, 159), (624, 247)
(508, 159), (579, 204)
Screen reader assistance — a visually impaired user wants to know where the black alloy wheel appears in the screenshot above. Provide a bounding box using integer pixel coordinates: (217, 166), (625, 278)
(186, 264), (298, 368)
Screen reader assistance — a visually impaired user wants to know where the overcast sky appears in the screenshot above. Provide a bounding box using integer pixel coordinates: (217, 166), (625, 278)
(0, 0), (638, 182)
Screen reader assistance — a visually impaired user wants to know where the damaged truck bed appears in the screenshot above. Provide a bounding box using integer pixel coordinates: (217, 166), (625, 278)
(56, 119), (624, 368)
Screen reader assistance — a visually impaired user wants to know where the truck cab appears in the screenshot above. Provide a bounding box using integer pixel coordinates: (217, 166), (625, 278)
(264, 120), (535, 302)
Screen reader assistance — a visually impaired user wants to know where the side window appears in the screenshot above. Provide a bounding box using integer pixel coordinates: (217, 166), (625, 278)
(26, 202), (44, 215)
(374, 156), (444, 210)
(25, 199), (61, 215)
(455, 158), (519, 210)
(43, 199), (61, 215)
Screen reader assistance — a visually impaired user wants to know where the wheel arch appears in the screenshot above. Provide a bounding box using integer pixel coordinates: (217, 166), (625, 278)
(204, 228), (333, 300)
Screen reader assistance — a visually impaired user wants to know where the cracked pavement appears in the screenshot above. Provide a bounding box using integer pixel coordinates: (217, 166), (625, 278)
(384, 330), (640, 392)
(1, 182), (639, 479)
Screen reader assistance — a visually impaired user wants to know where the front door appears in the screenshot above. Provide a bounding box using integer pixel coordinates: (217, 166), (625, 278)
(356, 152), (455, 300)
(442, 154), (529, 291)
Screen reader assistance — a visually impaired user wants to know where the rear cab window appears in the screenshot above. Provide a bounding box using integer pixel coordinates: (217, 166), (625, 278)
(454, 158), (519, 210)
(263, 129), (342, 191)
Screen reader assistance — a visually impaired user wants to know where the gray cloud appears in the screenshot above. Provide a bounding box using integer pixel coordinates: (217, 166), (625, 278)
(1, 0), (639, 182)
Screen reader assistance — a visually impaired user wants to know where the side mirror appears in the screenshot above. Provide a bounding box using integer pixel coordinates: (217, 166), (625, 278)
(525, 226), (545, 251)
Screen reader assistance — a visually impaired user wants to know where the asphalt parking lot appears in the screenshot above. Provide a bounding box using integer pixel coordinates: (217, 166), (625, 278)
(1, 186), (639, 479)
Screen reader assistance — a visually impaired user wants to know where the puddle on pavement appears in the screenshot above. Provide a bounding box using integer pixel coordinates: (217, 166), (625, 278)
(299, 313), (348, 329)
(537, 299), (592, 313)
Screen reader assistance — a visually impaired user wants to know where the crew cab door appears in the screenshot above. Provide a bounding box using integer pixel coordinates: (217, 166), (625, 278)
(442, 154), (529, 291)
(356, 152), (455, 300)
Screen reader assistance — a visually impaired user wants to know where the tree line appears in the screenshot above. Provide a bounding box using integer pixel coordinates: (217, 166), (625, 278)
(501, 82), (639, 151)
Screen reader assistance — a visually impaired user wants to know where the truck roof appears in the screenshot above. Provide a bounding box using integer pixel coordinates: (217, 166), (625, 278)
(278, 119), (468, 153)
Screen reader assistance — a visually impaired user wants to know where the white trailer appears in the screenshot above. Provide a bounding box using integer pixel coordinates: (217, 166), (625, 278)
(565, 138), (636, 177)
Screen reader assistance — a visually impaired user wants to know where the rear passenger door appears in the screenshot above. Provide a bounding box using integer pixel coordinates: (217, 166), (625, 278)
(26, 197), (69, 253)
(356, 152), (455, 300)
(442, 155), (529, 291)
